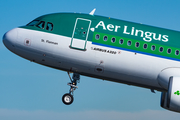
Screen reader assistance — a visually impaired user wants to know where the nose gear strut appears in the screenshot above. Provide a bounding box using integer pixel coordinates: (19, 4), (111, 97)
(62, 72), (80, 105)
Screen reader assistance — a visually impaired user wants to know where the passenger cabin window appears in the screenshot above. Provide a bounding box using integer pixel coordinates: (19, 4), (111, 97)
(119, 39), (124, 44)
(176, 50), (179, 56)
(167, 48), (171, 54)
(46, 22), (53, 31)
(159, 47), (164, 52)
(143, 44), (148, 49)
(135, 42), (140, 48)
(26, 20), (39, 26)
(151, 45), (156, 51)
(36, 21), (45, 29)
(111, 37), (116, 43)
(103, 36), (108, 41)
(95, 34), (100, 40)
(127, 41), (132, 46)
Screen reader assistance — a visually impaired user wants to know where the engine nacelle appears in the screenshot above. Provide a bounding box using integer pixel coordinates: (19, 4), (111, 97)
(158, 68), (180, 90)
(161, 77), (180, 113)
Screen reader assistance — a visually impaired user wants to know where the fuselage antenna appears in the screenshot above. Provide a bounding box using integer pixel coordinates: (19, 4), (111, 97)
(89, 8), (96, 15)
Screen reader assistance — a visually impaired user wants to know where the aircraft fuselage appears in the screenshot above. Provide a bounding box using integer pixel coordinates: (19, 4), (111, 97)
(3, 12), (180, 112)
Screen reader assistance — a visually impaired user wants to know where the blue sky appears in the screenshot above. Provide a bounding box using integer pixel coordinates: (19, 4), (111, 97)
(1, 0), (180, 119)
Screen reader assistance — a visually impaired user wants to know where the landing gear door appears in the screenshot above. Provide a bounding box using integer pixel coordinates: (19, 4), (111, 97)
(70, 18), (91, 51)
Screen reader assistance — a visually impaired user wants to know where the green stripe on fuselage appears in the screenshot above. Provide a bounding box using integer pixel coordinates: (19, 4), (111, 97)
(94, 20), (180, 49)
(92, 32), (180, 61)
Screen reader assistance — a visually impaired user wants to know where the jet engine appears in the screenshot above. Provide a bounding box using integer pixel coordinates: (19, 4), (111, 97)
(160, 77), (180, 113)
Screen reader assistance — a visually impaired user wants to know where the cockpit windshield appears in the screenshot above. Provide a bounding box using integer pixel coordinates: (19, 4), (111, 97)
(36, 21), (45, 29)
(26, 20), (39, 26)
(26, 20), (54, 31)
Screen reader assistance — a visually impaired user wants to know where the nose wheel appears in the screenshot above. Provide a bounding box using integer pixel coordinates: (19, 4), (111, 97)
(62, 72), (80, 105)
(62, 93), (74, 105)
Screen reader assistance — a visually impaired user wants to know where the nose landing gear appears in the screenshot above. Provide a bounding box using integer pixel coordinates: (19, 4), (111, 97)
(62, 72), (80, 105)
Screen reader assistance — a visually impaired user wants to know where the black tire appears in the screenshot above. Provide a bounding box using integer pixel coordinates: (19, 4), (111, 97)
(62, 93), (74, 105)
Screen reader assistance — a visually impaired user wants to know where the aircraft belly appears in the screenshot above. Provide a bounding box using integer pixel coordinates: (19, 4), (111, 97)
(85, 41), (180, 89)
(54, 38), (162, 88)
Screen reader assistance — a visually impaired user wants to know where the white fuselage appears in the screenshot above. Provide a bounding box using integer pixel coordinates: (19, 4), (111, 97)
(4, 28), (180, 91)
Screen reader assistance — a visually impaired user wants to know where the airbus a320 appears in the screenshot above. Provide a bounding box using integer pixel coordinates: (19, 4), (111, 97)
(3, 9), (180, 113)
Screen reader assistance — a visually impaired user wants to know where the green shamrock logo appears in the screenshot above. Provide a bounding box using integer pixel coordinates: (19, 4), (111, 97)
(174, 91), (180, 95)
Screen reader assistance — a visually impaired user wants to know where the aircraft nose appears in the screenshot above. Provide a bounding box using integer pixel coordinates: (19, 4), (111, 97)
(3, 28), (18, 52)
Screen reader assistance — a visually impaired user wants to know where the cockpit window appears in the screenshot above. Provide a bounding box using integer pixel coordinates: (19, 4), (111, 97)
(46, 22), (53, 31)
(36, 21), (45, 29)
(26, 20), (39, 26)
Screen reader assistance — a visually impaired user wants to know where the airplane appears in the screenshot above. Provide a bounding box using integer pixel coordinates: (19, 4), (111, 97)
(2, 9), (180, 113)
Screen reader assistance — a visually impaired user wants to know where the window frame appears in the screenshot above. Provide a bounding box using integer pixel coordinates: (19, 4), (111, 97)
(103, 36), (108, 41)
(135, 42), (140, 48)
(36, 21), (45, 29)
(151, 45), (156, 51)
(127, 40), (132, 46)
(119, 39), (124, 45)
(46, 22), (53, 31)
(175, 50), (180, 56)
(167, 48), (172, 54)
(95, 34), (100, 40)
(143, 44), (148, 49)
(111, 37), (116, 43)
(26, 20), (40, 26)
(159, 47), (164, 52)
